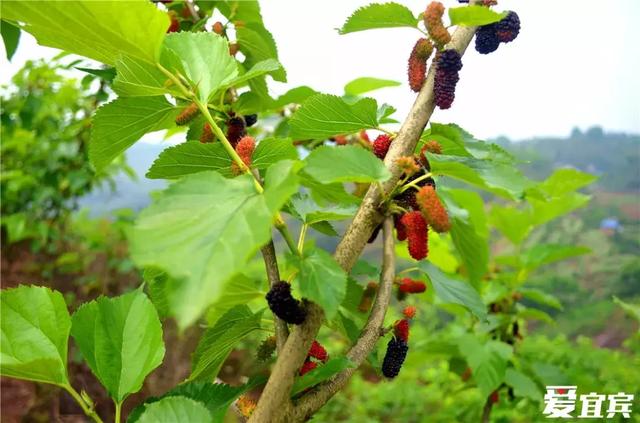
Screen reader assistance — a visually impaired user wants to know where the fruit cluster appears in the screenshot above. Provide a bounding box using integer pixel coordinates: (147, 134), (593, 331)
(299, 340), (329, 376)
(475, 11), (520, 55)
(381, 309), (416, 378)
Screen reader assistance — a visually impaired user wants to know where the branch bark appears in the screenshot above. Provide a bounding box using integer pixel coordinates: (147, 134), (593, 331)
(481, 397), (493, 423)
(293, 216), (396, 420)
(260, 240), (289, 353)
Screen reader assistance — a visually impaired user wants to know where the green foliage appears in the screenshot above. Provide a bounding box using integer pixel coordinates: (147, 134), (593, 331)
(448, 5), (506, 26)
(134, 396), (212, 423)
(292, 357), (355, 395)
(147, 142), (233, 179)
(0, 285), (71, 385)
(344, 77), (401, 96)
(304, 145), (390, 184)
(339, 3), (419, 34)
(70, 289), (164, 402)
(457, 334), (512, 397)
(1, 20), (20, 60)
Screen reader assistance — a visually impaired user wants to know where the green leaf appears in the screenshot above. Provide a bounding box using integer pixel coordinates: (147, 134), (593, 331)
(304, 145), (390, 184)
(613, 296), (640, 328)
(163, 32), (238, 102)
(70, 289), (164, 402)
(252, 138), (299, 170)
(419, 262), (487, 320)
(263, 160), (303, 212)
(76, 66), (117, 82)
(205, 275), (263, 326)
(0, 285), (70, 385)
(457, 335), (512, 397)
(273, 86), (318, 108)
(135, 397), (211, 423)
(517, 307), (554, 324)
(236, 24), (286, 82)
(520, 244), (590, 271)
(221, 59), (282, 89)
(448, 5), (506, 27)
(293, 248), (348, 320)
(339, 3), (419, 34)
(344, 77), (401, 96)
(537, 168), (597, 197)
(129, 378), (266, 423)
(1, 20), (21, 61)
(504, 368), (542, 401)
(490, 205), (532, 244)
(2, 1), (168, 65)
(113, 55), (171, 97)
(289, 94), (379, 139)
(291, 357), (355, 395)
(530, 193), (591, 225)
(129, 172), (279, 328)
(300, 173), (361, 206)
(190, 306), (263, 381)
(519, 288), (563, 310)
(146, 142), (233, 179)
(143, 268), (172, 318)
(90, 96), (178, 171)
(288, 194), (358, 224)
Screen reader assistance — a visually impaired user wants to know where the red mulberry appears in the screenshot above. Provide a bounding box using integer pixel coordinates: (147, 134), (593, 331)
(394, 215), (407, 241)
(231, 136), (255, 175)
(266, 281), (307, 325)
(396, 156), (420, 177)
(299, 360), (318, 376)
(424, 2), (451, 47)
(403, 306), (417, 319)
(167, 11), (180, 33)
(398, 277), (427, 294)
(359, 130), (370, 143)
(490, 391), (500, 404)
(333, 135), (348, 145)
(400, 211), (429, 260)
(416, 185), (451, 233)
(308, 340), (328, 363)
(394, 319), (410, 342)
(372, 134), (393, 159)
(496, 11), (520, 43)
(407, 38), (433, 92)
(212, 21), (224, 35)
(200, 122), (214, 143)
(381, 337), (409, 378)
(434, 50), (463, 110)
(175, 102), (199, 125)
(226, 116), (246, 146)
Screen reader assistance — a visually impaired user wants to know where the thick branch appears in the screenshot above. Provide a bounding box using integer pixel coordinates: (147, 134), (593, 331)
(293, 217), (396, 420)
(248, 305), (324, 423)
(261, 240), (289, 353)
(334, 25), (478, 273)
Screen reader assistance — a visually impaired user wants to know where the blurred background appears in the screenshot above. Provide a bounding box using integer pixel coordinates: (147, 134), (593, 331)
(1, 1), (639, 422)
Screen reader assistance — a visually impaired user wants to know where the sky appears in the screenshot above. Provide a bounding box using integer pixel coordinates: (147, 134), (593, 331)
(2, 0), (639, 141)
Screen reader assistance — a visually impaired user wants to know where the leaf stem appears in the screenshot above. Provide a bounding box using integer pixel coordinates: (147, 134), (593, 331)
(399, 172), (432, 193)
(62, 384), (104, 423)
(114, 400), (122, 423)
(297, 224), (308, 254)
(276, 220), (299, 256)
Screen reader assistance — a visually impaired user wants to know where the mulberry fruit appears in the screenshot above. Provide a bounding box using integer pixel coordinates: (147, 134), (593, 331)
(332, 135), (348, 145)
(229, 43), (240, 56)
(244, 114), (258, 127)
(200, 122), (214, 143)
(403, 306), (417, 319)
(434, 50), (463, 109)
(400, 211), (429, 260)
(212, 21), (224, 35)
(475, 24), (500, 54)
(175, 102), (199, 125)
(394, 189), (418, 211)
(407, 38), (433, 92)
(398, 277), (427, 294)
(394, 319), (410, 342)
(358, 282), (379, 312)
(490, 391), (500, 404)
(372, 134), (393, 159)
(496, 11), (520, 43)
(308, 340), (328, 363)
(167, 11), (180, 33)
(226, 116), (246, 146)
(419, 140), (442, 168)
(299, 360), (317, 376)
(424, 2), (451, 47)
(381, 337), (409, 378)
(266, 281), (307, 325)
(359, 130), (370, 143)
(257, 336), (277, 361)
(231, 136), (255, 175)
(396, 156), (420, 177)
(394, 215), (408, 241)
(416, 185), (451, 233)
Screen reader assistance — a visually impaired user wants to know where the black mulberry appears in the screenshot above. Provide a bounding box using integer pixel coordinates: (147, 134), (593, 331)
(475, 25), (500, 55)
(226, 117), (246, 147)
(496, 11), (520, 43)
(434, 50), (462, 110)
(381, 337), (409, 378)
(437, 49), (463, 73)
(266, 281), (307, 325)
(244, 114), (258, 127)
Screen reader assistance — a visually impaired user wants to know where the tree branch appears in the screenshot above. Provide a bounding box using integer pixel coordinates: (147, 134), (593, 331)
(334, 24), (478, 273)
(293, 216), (396, 420)
(481, 397), (493, 423)
(260, 240), (289, 353)
(247, 304), (324, 423)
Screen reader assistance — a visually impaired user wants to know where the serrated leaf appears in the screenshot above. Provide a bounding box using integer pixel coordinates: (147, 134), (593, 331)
(237, 24), (286, 82)
(76, 66), (116, 82)
(221, 59), (282, 89)
(537, 168), (597, 197)
(70, 289), (164, 402)
(2, 1), (168, 65)
(490, 205), (532, 244)
(304, 145), (390, 184)
(263, 160), (303, 211)
(190, 306), (263, 381)
(1, 20), (21, 61)
(129, 171), (293, 328)
(504, 368), (542, 401)
(90, 96), (178, 171)
(457, 335), (512, 397)
(292, 357), (355, 395)
(273, 86), (318, 108)
(529, 193), (590, 225)
(129, 377), (266, 423)
(520, 244), (590, 271)
(289, 94), (379, 139)
(135, 397), (211, 423)
(0, 285), (70, 385)
(113, 55), (171, 97)
(300, 173), (361, 206)
(419, 262), (486, 320)
(339, 2), (419, 34)
(252, 138), (299, 170)
(205, 275), (263, 326)
(146, 142), (233, 179)
(164, 32), (238, 102)
(288, 193), (357, 224)
(344, 77), (401, 96)
(448, 5), (506, 27)
(293, 248), (348, 320)
(143, 267), (172, 318)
